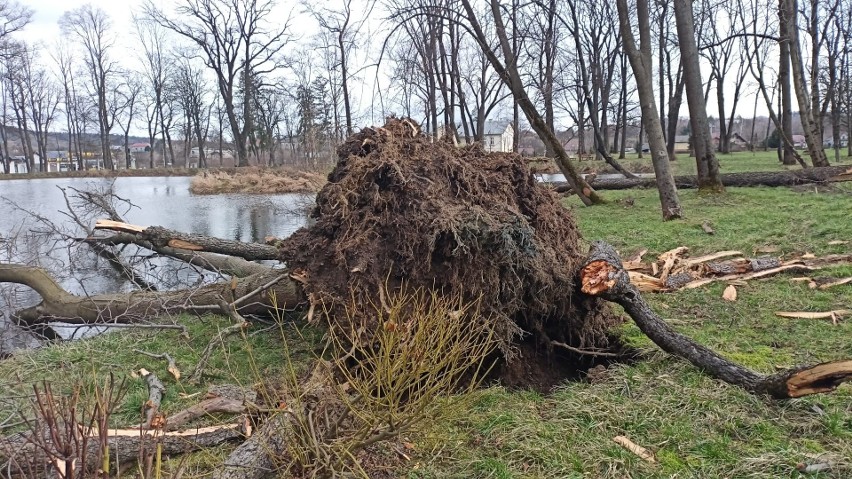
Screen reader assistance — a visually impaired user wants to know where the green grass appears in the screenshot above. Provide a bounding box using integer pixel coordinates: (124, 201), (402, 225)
(1, 184), (851, 478)
(0, 316), (319, 429)
(409, 185), (852, 478)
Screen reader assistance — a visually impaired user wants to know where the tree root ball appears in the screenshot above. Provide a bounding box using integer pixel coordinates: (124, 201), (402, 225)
(280, 118), (621, 389)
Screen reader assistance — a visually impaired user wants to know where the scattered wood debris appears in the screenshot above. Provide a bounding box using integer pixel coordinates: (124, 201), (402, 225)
(613, 435), (656, 463)
(775, 310), (850, 325)
(621, 246), (852, 293)
(722, 285), (737, 301)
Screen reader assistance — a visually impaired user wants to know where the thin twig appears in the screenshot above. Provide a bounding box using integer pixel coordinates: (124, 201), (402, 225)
(551, 340), (620, 357)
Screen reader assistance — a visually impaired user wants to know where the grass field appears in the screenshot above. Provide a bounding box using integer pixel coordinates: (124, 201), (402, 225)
(0, 178), (849, 477)
(406, 184), (852, 478)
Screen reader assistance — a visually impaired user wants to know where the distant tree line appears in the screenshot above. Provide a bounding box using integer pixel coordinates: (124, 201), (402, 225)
(0, 0), (850, 198)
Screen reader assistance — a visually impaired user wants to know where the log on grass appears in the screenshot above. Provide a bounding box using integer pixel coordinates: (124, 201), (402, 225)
(0, 264), (301, 327)
(0, 423), (246, 476)
(580, 241), (852, 399)
(553, 165), (852, 192)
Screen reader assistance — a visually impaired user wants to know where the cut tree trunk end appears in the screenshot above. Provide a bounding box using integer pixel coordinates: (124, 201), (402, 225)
(579, 241), (852, 399)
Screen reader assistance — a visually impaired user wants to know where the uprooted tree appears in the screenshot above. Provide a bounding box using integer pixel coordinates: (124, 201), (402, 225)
(0, 119), (850, 477)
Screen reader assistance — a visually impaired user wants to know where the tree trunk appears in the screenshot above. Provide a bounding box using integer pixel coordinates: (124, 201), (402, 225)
(0, 423), (247, 477)
(459, 0), (602, 206)
(778, 2), (797, 166)
(782, 0), (830, 167)
(673, 0), (724, 191)
(615, 0), (682, 219)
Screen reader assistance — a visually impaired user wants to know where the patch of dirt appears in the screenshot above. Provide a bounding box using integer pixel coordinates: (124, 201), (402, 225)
(280, 118), (622, 390)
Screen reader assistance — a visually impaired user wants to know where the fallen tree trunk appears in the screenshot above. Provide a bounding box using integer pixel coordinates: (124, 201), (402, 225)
(580, 241), (852, 399)
(0, 264), (301, 327)
(94, 220), (281, 261)
(553, 165), (852, 192)
(0, 423), (247, 476)
(87, 233), (271, 278)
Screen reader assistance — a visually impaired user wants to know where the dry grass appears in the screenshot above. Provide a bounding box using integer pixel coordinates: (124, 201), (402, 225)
(189, 168), (327, 195)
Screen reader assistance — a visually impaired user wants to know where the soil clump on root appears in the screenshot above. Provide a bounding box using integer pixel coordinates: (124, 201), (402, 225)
(280, 118), (622, 390)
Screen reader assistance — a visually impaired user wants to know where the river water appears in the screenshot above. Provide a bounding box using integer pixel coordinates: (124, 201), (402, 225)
(0, 176), (311, 352)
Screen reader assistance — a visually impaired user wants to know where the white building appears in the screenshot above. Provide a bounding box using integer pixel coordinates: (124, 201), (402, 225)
(482, 120), (514, 153)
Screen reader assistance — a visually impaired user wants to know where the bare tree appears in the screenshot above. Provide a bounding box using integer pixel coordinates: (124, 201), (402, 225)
(615, 0), (682, 219)
(51, 43), (85, 171)
(698, 0), (755, 154)
(0, 0), (31, 43)
(305, 0), (374, 136)
(780, 0), (830, 166)
(457, 0), (601, 205)
(116, 79), (142, 169)
(673, 0), (724, 191)
(143, 0), (293, 167)
(134, 17), (170, 169)
(173, 59), (211, 168)
(60, 5), (118, 170)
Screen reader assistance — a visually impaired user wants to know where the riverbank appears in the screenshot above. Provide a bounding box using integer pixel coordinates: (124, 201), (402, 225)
(189, 167), (327, 194)
(0, 167), (198, 181)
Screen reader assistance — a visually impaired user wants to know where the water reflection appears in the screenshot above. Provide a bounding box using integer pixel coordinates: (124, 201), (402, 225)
(0, 176), (311, 352)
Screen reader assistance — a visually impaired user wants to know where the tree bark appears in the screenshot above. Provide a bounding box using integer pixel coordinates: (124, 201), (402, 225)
(778, 0), (797, 165)
(93, 220), (280, 261)
(580, 241), (852, 399)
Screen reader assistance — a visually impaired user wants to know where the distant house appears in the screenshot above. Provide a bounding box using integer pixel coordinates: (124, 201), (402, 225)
(482, 120), (514, 153)
(824, 133), (849, 148)
(673, 135), (691, 153)
(791, 135), (807, 149)
(8, 156), (29, 174)
(130, 142), (151, 153)
(46, 151), (75, 172)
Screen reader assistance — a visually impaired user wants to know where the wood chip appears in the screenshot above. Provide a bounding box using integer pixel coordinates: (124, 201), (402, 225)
(613, 435), (656, 463)
(827, 240), (848, 246)
(722, 285), (737, 301)
(754, 245), (779, 253)
(626, 248), (648, 263)
(817, 277), (852, 290)
(775, 310), (850, 320)
(701, 221), (715, 235)
(683, 250), (742, 268)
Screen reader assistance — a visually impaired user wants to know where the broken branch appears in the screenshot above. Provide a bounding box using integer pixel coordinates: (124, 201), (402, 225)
(580, 241), (852, 399)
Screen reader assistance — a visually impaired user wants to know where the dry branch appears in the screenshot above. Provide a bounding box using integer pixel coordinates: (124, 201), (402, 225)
(140, 369), (166, 429)
(94, 220), (280, 261)
(580, 241), (852, 399)
(0, 263), (300, 327)
(613, 435), (656, 463)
